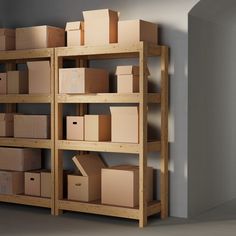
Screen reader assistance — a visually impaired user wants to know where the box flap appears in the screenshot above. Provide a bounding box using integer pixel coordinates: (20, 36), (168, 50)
(0, 28), (15, 37)
(115, 65), (150, 76)
(110, 106), (138, 115)
(72, 154), (107, 176)
(83, 9), (119, 19)
(27, 61), (50, 70)
(66, 21), (84, 31)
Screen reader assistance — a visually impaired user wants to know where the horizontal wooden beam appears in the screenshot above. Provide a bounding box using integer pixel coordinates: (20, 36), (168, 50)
(0, 94), (52, 103)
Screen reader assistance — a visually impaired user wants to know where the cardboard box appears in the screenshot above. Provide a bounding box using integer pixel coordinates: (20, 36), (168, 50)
(83, 9), (119, 45)
(40, 170), (51, 198)
(68, 153), (106, 202)
(101, 165), (153, 207)
(0, 28), (15, 51)
(7, 71), (28, 94)
(110, 106), (139, 143)
(0, 113), (14, 137)
(24, 171), (41, 196)
(27, 61), (50, 94)
(0, 170), (24, 195)
(116, 65), (139, 76)
(84, 115), (111, 141)
(16, 25), (65, 50)
(117, 75), (139, 93)
(118, 20), (158, 44)
(0, 73), (7, 94)
(66, 21), (84, 46)
(0, 147), (41, 171)
(66, 116), (84, 141)
(14, 115), (50, 139)
(59, 68), (109, 94)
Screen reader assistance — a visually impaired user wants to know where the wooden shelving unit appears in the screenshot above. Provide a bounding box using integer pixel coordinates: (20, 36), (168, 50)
(54, 42), (169, 227)
(0, 48), (55, 213)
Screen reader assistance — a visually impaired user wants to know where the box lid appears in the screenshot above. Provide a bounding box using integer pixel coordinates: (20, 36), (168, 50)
(66, 21), (84, 31)
(72, 154), (107, 177)
(110, 106), (138, 116)
(0, 28), (15, 37)
(115, 65), (150, 76)
(27, 61), (50, 70)
(83, 9), (119, 20)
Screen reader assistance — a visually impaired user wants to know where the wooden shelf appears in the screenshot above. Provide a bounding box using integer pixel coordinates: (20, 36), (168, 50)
(0, 94), (52, 103)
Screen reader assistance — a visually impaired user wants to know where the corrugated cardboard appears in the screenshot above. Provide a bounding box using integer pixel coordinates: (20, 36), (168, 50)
(40, 170), (51, 198)
(27, 61), (50, 94)
(83, 9), (119, 45)
(0, 170), (24, 195)
(101, 165), (153, 207)
(118, 20), (158, 44)
(0, 28), (15, 51)
(84, 115), (111, 141)
(24, 171), (41, 196)
(0, 147), (41, 171)
(7, 71), (28, 94)
(14, 115), (50, 139)
(59, 68), (109, 94)
(110, 106), (139, 143)
(117, 75), (139, 93)
(66, 116), (84, 141)
(0, 73), (7, 94)
(66, 21), (84, 46)
(0, 113), (14, 137)
(16, 25), (65, 50)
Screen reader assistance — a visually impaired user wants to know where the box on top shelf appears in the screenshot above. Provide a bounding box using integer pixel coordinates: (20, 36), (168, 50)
(0, 147), (41, 171)
(24, 171), (41, 196)
(66, 116), (84, 141)
(59, 68), (109, 94)
(101, 165), (153, 207)
(68, 153), (106, 202)
(27, 61), (51, 94)
(0, 73), (7, 94)
(0, 113), (14, 137)
(0, 28), (15, 51)
(110, 106), (139, 143)
(16, 25), (65, 50)
(7, 71), (28, 94)
(66, 21), (84, 46)
(118, 20), (158, 44)
(14, 114), (50, 139)
(83, 9), (119, 45)
(40, 170), (51, 198)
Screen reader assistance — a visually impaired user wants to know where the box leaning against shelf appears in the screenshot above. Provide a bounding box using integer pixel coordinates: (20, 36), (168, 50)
(0, 28), (15, 51)
(0, 113), (14, 137)
(66, 21), (84, 46)
(7, 70), (28, 94)
(67, 116), (84, 141)
(0, 73), (7, 94)
(68, 154), (107, 202)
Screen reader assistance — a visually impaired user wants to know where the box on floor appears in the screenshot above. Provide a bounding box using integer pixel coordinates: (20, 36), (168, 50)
(66, 116), (84, 141)
(0, 113), (14, 137)
(66, 21), (84, 46)
(0, 28), (15, 51)
(7, 71), (28, 94)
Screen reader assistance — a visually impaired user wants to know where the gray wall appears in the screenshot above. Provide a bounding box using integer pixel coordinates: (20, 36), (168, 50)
(2, 0), (199, 217)
(188, 0), (236, 217)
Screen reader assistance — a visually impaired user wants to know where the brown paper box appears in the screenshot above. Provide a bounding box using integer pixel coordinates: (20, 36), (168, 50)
(24, 171), (41, 196)
(40, 171), (51, 198)
(117, 75), (139, 93)
(0, 113), (14, 137)
(7, 71), (28, 94)
(66, 116), (84, 141)
(66, 21), (84, 46)
(115, 65), (140, 76)
(0, 28), (15, 51)
(0, 73), (7, 94)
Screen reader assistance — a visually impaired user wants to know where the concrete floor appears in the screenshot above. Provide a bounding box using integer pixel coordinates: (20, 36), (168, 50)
(0, 199), (236, 236)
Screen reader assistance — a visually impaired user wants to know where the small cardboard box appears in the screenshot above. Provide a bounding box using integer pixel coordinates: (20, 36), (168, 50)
(66, 116), (84, 141)
(59, 68), (109, 94)
(68, 153), (106, 202)
(0, 147), (41, 171)
(117, 75), (139, 93)
(16, 25), (65, 50)
(118, 20), (158, 44)
(0, 28), (15, 51)
(27, 61), (50, 94)
(7, 71), (28, 94)
(14, 115), (50, 139)
(101, 165), (153, 207)
(0, 73), (7, 94)
(0, 170), (24, 195)
(110, 106), (139, 143)
(83, 9), (119, 45)
(0, 113), (14, 137)
(84, 115), (111, 141)
(24, 171), (41, 196)
(40, 170), (51, 198)
(66, 21), (84, 46)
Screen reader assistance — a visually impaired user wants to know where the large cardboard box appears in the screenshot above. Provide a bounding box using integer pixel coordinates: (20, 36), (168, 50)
(101, 165), (153, 207)
(7, 71), (28, 94)
(0, 28), (15, 51)
(118, 20), (158, 44)
(0, 170), (24, 195)
(68, 153), (106, 202)
(84, 115), (111, 141)
(0, 73), (7, 94)
(16, 25), (65, 50)
(59, 68), (109, 94)
(0, 147), (41, 171)
(27, 61), (50, 94)
(14, 115), (50, 139)
(110, 106), (139, 143)
(66, 21), (84, 46)
(66, 116), (84, 141)
(40, 170), (51, 198)
(24, 171), (41, 196)
(83, 9), (119, 45)
(0, 113), (14, 137)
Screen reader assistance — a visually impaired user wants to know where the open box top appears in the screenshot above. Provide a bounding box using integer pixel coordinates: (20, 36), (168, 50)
(66, 21), (84, 31)
(83, 9), (119, 20)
